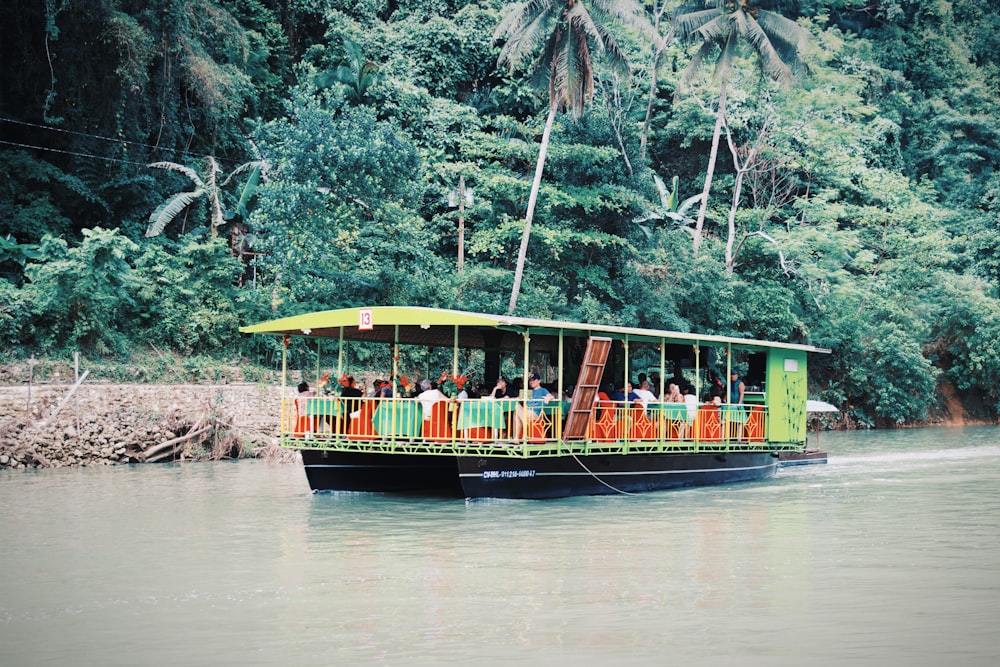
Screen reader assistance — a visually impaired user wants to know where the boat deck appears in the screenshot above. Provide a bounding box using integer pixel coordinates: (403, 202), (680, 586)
(282, 396), (805, 458)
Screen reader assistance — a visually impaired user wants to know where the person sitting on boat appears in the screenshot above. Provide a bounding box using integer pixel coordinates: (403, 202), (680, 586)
(487, 376), (511, 399)
(681, 386), (698, 438)
(514, 372), (555, 436)
(632, 381), (658, 406)
(649, 372), (662, 398)
(664, 382), (683, 403)
(416, 378), (447, 420)
(340, 375), (364, 428)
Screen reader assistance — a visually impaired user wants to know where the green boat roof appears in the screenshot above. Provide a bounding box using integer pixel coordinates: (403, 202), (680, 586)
(240, 306), (828, 354)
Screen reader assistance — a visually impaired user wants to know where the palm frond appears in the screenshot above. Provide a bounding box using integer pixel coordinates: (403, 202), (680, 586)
(677, 40), (715, 93)
(145, 190), (203, 237)
(676, 192), (704, 216)
(743, 16), (792, 80)
(673, 8), (721, 38)
(694, 14), (733, 44)
(755, 10), (809, 54)
(148, 161), (204, 189)
(233, 165), (263, 219)
(497, 2), (558, 71)
(653, 174), (672, 209)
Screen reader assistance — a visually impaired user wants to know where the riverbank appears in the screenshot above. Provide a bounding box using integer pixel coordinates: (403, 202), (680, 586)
(0, 382), (296, 470)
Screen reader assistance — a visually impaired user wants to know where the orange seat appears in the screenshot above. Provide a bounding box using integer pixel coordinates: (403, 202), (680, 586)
(525, 416), (548, 443)
(589, 399), (612, 440)
(629, 406), (656, 440)
(347, 401), (377, 440)
(696, 406), (722, 442)
(745, 406), (765, 441)
(292, 398), (315, 437)
(424, 401), (453, 442)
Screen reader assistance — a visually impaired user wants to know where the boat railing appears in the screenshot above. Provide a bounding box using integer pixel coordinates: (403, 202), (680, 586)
(280, 394), (782, 456)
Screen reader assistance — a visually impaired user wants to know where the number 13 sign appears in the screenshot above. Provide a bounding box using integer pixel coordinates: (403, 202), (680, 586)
(358, 308), (373, 331)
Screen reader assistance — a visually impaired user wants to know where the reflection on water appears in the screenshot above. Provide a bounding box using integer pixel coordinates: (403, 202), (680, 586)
(2, 427), (999, 665)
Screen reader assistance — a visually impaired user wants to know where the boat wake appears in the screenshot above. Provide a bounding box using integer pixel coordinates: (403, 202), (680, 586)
(831, 444), (1000, 467)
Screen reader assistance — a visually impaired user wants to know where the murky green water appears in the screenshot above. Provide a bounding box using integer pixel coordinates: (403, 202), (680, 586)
(2, 427), (999, 665)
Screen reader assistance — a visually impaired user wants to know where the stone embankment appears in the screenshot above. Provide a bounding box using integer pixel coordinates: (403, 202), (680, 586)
(0, 383), (298, 470)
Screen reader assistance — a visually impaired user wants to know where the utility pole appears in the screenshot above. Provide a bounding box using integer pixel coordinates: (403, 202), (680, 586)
(449, 176), (473, 274)
(458, 175), (465, 274)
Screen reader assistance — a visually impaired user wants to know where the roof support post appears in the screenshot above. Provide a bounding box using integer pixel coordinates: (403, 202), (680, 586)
(557, 330), (564, 399)
(393, 325), (400, 383)
(624, 336), (630, 392)
(522, 329), (530, 386)
(453, 325), (459, 377)
(337, 327), (344, 377)
(315, 339), (321, 386)
(659, 341), (665, 399)
(694, 344), (701, 399)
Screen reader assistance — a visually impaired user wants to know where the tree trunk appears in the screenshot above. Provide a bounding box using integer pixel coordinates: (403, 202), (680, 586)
(693, 78), (728, 257)
(508, 97), (558, 314)
(640, 1), (670, 162)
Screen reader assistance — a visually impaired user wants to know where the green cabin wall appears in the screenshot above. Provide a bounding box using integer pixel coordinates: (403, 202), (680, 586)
(766, 349), (808, 444)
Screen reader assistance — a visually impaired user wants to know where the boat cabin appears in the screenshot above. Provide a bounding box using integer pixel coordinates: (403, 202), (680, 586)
(241, 306), (824, 459)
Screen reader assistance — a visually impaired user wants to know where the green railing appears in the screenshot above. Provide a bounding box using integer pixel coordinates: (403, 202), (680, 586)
(280, 395), (803, 458)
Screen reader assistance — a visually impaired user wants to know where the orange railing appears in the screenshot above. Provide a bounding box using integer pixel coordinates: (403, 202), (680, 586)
(283, 395), (767, 445)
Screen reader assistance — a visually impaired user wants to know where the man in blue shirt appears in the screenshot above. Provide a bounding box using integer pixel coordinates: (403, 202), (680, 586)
(515, 372), (555, 438)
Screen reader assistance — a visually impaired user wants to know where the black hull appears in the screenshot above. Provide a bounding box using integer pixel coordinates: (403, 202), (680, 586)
(457, 451), (778, 499)
(301, 449), (778, 499)
(301, 449), (463, 495)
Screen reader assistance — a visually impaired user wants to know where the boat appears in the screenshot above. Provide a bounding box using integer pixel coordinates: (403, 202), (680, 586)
(240, 306), (828, 499)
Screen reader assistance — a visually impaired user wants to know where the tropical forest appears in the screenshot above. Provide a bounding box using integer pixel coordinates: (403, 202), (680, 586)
(1, 0), (999, 427)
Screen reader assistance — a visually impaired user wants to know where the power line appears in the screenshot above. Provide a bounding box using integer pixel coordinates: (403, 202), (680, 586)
(0, 117), (245, 166)
(0, 138), (151, 167)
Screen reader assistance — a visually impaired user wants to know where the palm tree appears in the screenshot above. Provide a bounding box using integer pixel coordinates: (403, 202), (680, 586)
(322, 37), (380, 105)
(632, 174), (704, 241)
(146, 157), (268, 247)
(495, 0), (661, 314)
(673, 0), (808, 256)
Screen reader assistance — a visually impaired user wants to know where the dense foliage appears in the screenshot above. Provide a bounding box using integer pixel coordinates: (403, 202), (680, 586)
(1, 0), (998, 425)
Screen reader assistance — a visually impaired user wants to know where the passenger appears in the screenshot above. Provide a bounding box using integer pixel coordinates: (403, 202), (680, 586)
(610, 383), (626, 403)
(416, 378), (447, 421)
(488, 376), (511, 399)
(340, 375), (364, 428)
(294, 382), (316, 435)
(729, 370), (745, 405)
(649, 371), (662, 398)
(729, 370), (746, 441)
(514, 372), (555, 436)
(682, 386), (698, 438)
(664, 382), (683, 403)
(633, 380), (658, 405)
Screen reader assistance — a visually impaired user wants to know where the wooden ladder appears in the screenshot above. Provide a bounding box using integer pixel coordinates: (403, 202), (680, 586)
(562, 336), (612, 441)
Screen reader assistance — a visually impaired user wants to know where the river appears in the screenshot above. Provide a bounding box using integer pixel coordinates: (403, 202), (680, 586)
(2, 427), (999, 666)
